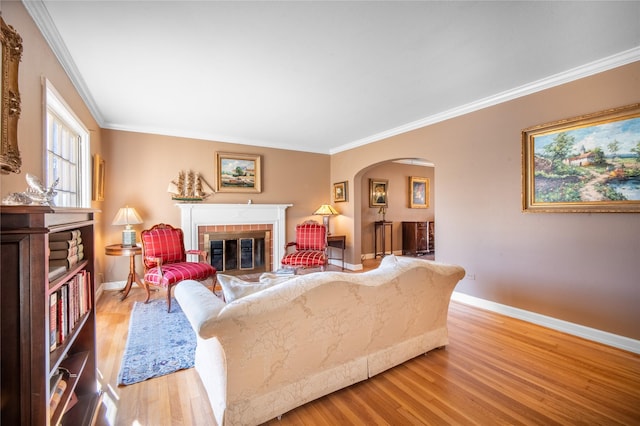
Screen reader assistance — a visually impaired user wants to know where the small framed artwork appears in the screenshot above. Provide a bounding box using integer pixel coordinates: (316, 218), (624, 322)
(409, 176), (429, 208)
(92, 154), (105, 201)
(369, 178), (388, 207)
(522, 103), (640, 212)
(215, 152), (262, 193)
(333, 181), (347, 202)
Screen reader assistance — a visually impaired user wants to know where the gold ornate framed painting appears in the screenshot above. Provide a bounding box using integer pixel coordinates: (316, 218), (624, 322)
(333, 181), (347, 202)
(1, 17), (23, 174)
(409, 176), (429, 208)
(215, 152), (262, 193)
(92, 154), (105, 201)
(369, 178), (388, 207)
(522, 103), (640, 213)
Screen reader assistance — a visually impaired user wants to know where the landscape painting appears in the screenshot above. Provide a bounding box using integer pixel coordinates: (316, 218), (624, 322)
(215, 152), (262, 193)
(522, 103), (640, 212)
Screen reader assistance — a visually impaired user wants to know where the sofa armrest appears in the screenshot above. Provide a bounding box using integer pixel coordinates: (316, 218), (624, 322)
(175, 279), (226, 339)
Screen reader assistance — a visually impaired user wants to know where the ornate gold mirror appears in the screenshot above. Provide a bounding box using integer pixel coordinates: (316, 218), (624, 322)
(1, 16), (23, 174)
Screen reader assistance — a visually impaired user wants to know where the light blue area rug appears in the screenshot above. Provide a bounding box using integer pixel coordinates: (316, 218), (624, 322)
(117, 298), (195, 386)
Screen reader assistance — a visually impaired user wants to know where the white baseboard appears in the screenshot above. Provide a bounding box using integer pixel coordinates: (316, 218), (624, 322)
(451, 291), (640, 355)
(327, 259), (362, 271)
(102, 280), (138, 291)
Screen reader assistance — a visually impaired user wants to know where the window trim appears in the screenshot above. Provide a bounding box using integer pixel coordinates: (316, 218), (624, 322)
(44, 79), (91, 208)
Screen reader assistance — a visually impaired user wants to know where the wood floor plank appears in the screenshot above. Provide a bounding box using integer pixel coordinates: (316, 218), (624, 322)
(94, 267), (640, 426)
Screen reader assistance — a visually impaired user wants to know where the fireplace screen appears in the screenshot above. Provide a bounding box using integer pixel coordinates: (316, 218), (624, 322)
(205, 231), (270, 275)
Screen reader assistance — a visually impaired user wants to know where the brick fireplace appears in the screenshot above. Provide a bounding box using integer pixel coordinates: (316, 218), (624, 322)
(178, 203), (292, 273)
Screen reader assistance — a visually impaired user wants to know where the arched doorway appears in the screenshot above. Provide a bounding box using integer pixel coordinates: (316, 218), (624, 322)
(351, 158), (435, 265)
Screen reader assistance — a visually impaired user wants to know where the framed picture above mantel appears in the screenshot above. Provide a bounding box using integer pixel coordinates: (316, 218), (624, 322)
(522, 103), (640, 213)
(215, 152), (262, 193)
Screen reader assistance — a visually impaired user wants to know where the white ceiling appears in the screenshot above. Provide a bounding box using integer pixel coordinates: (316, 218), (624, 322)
(25, 1), (640, 154)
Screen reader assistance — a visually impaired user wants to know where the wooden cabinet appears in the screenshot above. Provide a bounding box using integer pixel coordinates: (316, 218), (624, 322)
(402, 221), (433, 255)
(1, 206), (101, 425)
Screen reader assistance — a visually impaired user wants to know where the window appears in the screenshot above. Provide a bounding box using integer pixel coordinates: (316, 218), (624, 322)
(45, 80), (90, 207)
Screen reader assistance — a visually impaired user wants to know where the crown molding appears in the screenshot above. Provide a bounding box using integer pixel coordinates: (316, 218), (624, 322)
(332, 46), (640, 155)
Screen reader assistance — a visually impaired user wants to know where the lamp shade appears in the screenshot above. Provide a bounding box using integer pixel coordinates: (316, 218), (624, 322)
(112, 206), (143, 246)
(112, 206), (143, 226)
(313, 204), (338, 235)
(313, 204), (339, 216)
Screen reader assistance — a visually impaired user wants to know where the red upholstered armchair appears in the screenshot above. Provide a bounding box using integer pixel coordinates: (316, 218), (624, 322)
(141, 223), (217, 312)
(281, 221), (328, 272)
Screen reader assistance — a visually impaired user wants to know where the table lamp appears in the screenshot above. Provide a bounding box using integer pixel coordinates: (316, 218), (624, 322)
(112, 206), (143, 247)
(313, 204), (339, 234)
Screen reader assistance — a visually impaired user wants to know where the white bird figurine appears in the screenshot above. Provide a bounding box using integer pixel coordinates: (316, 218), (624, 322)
(25, 173), (59, 205)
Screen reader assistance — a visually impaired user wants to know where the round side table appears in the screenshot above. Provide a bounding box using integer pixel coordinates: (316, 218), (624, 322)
(105, 244), (143, 301)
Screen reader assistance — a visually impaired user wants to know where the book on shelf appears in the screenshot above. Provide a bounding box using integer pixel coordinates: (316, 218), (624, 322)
(49, 292), (58, 352)
(49, 371), (64, 396)
(49, 229), (81, 242)
(51, 271), (91, 348)
(58, 285), (69, 343)
(49, 377), (68, 417)
(49, 251), (85, 269)
(48, 265), (67, 282)
(49, 237), (82, 250)
(49, 244), (83, 260)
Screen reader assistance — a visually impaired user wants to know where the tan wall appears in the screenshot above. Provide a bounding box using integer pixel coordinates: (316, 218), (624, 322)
(0, 2), (107, 272)
(100, 129), (329, 282)
(331, 61), (640, 339)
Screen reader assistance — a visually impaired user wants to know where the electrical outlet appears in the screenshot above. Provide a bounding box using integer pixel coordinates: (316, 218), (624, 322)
(466, 273), (476, 280)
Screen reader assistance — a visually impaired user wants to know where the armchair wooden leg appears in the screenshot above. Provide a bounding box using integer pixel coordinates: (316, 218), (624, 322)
(167, 286), (173, 313)
(143, 281), (151, 304)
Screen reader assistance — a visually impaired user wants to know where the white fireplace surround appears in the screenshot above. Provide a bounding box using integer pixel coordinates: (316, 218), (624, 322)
(178, 203), (292, 271)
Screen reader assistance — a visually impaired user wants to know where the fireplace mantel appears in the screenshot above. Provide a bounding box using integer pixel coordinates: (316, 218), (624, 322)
(178, 203), (292, 270)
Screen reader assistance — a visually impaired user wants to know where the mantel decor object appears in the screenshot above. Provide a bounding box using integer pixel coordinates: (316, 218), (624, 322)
(167, 170), (214, 202)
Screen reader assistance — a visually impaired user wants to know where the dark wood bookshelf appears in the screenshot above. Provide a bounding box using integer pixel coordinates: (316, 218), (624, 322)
(1, 206), (101, 425)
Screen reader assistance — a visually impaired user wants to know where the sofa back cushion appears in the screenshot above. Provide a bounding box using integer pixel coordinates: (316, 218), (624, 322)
(218, 274), (290, 303)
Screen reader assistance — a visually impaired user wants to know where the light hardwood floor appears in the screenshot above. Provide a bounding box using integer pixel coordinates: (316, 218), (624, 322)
(95, 262), (640, 425)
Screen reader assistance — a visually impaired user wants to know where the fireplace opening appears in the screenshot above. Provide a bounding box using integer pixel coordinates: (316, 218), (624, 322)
(204, 230), (270, 275)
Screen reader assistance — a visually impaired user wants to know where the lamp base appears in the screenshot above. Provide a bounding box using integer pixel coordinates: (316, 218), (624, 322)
(122, 229), (137, 247)
(322, 216), (331, 235)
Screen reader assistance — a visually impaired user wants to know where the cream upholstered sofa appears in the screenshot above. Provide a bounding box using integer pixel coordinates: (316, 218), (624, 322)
(175, 255), (465, 426)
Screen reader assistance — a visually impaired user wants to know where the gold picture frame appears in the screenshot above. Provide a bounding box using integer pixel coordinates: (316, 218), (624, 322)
(409, 176), (429, 208)
(92, 154), (105, 201)
(0, 17), (23, 174)
(215, 152), (262, 193)
(522, 103), (640, 213)
(369, 178), (388, 207)
(333, 181), (347, 202)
